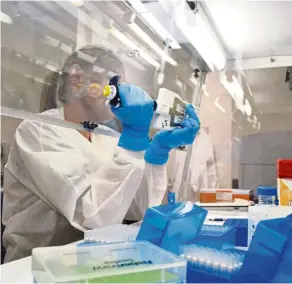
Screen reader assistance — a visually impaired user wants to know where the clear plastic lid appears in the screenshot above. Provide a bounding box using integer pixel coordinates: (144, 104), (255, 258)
(32, 241), (187, 283)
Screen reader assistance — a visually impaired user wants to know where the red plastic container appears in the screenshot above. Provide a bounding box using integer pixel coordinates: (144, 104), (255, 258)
(277, 159), (292, 206)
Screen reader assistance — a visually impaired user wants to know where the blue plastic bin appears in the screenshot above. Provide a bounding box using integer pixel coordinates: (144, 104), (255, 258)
(137, 202), (207, 255)
(234, 214), (292, 283)
(272, 214), (292, 283)
(224, 218), (248, 247)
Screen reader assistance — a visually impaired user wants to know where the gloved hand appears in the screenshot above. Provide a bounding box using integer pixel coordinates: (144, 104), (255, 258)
(145, 104), (200, 165)
(111, 83), (154, 151)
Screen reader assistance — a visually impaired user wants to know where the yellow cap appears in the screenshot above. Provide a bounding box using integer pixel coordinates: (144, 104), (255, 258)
(102, 85), (111, 98)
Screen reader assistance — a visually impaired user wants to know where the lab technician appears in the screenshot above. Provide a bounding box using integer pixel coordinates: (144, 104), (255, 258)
(2, 46), (200, 263)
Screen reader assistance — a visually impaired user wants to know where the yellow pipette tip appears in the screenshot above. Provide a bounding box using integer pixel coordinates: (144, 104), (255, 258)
(102, 85), (111, 97)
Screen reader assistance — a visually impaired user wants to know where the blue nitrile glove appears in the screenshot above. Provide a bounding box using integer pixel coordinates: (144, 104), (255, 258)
(111, 83), (154, 151)
(145, 104), (200, 165)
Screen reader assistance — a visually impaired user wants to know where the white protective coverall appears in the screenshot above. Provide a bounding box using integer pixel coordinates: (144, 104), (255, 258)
(2, 108), (167, 262)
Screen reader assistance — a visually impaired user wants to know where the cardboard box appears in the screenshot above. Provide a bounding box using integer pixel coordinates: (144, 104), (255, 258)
(200, 188), (254, 203)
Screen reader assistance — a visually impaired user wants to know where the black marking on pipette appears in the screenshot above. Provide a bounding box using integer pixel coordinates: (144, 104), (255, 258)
(108, 74), (122, 108)
(81, 121), (99, 131)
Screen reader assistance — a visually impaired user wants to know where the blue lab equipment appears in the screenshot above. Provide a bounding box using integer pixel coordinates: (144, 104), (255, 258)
(145, 105), (200, 165)
(167, 192), (176, 204)
(274, 224), (292, 283)
(224, 218), (248, 247)
(257, 186), (277, 205)
(234, 214), (292, 283)
(195, 225), (236, 250)
(137, 201), (207, 255)
(111, 83), (154, 151)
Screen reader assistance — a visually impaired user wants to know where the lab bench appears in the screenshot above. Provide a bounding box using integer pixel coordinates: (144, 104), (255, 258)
(0, 210), (246, 283)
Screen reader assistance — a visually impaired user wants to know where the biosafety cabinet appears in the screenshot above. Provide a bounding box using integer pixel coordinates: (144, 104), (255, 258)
(2, 1), (292, 195)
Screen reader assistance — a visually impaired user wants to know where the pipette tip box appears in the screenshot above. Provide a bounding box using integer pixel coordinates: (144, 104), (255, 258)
(181, 245), (245, 283)
(195, 225), (236, 250)
(79, 224), (139, 246)
(32, 241), (187, 283)
(137, 201), (207, 255)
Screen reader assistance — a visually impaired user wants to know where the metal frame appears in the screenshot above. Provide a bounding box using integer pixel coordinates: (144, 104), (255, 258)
(226, 55), (292, 70)
(178, 72), (207, 201)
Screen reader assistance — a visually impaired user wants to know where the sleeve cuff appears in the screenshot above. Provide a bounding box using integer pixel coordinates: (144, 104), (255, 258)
(144, 147), (170, 165)
(118, 130), (150, 151)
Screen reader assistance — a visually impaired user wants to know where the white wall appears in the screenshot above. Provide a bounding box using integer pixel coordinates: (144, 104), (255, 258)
(260, 112), (292, 133)
(231, 101), (292, 182)
(199, 70), (292, 188)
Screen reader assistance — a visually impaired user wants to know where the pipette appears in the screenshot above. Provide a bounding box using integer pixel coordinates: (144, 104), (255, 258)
(103, 74), (157, 111)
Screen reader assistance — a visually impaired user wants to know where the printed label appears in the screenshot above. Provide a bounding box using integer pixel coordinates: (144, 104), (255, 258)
(92, 259), (153, 271)
(216, 192), (233, 202)
(176, 103), (185, 113)
(173, 115), (184, 124)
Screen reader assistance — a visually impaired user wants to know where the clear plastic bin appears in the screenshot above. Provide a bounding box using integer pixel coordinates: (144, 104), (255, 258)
(32, 241), (187, 283)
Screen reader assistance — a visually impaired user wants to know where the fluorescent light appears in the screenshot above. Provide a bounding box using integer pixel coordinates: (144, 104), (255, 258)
(71, 0), (84, 8)
(214, 97), (226, 113)
(247, 83), (253, 97)
(189, 77), (198, 86)
(127, 0), (147, 13)
(56, 1), (108, 39)
(157, 71), (164, 85)
(127, 0), (181, 50)
(253, 115), (258, 123)
(77, 50), (96, 63)
(243, 99), (252, 116)
(25, 75), (46, 85)
(221, 73), (245, 113)
(158, 1), (225, 71)
(1, 12), (13, 24)
(120, 54), (146, 71)
(203, 90), (210, 97)
(42, 35), (60, 47)
(192, 13), (225, 71)
(231, 76), (244, 101)
(110, 27), (160, 69)
(45, 64), (58, 72)
(176, 78), (183, 88)
(128, 23), (178, 66)
(93, 66), (106, 73)
(204, 2), (248, 53)
(100, 40), (119, 53)
(60, 43), (73, 54)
